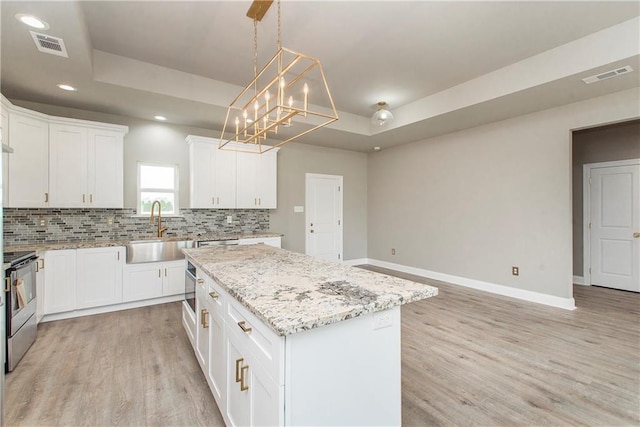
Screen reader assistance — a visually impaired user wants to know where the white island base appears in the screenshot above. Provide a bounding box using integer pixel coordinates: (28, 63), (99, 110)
(184, 290), (402, 426)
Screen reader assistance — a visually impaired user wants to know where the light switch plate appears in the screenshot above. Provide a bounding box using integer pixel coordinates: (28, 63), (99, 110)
(294, 206), (304, 213)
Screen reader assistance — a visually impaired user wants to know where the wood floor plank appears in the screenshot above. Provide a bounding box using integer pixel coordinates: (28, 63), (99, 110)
(5, 269), (639, 426)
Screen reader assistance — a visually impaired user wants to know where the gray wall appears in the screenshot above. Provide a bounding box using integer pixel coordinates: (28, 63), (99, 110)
(572, 120), (640, 277)
(269, 142), (368, 260)
(367, 88), (639, 300)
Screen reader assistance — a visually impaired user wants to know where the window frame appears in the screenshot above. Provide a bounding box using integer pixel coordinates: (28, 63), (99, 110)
(136, 161), (180, 216)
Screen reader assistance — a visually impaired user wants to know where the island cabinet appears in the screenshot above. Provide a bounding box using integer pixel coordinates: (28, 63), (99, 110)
(187, 261), (406, 426)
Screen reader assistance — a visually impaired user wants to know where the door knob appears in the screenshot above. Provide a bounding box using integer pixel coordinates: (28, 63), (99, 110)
(310, 223), (313, 226)
(634, 232), (640, 238)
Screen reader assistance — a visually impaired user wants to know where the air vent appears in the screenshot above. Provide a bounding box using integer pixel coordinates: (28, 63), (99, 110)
(582, 66), (633, 84)
(29, 31), (68, 58)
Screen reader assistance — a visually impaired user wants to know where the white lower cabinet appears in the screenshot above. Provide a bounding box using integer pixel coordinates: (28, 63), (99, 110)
(35, 256), (45, 323)
(123, 260), (185, 302)
(43, 250), (76, 314)
(76, 247), (123, 309)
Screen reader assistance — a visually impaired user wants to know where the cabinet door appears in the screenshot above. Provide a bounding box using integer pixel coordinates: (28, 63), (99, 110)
(49, 124), (88, 207)
(122, 263), (163, 302)
(2, 106), (9, 207)
(226, 332), (251, 427)
(196, 294), (211, 368)
(162, 260), (186, 296)
(189, 141), (214, 208)
(208, 310), (226, 406)
(88, 129), (123, 208)
(76, 247), (124, 309)
(43, 250), (76, 314)
(8, 112), (49, 207)
(258, 150), (277, 209)
(236, 152), (259, 208)
(214, 148), (237, 208)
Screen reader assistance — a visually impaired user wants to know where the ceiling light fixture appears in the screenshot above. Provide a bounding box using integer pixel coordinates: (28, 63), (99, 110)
(154, 115), (167, 121)
(219, 0), (338, 154)
(15, 13), (49, 30)
(56, 84), (77, 91)
(372, 102), (394, 126)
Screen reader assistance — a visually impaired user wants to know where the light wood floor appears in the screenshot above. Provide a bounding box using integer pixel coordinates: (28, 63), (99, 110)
(5, 270), (640, 426)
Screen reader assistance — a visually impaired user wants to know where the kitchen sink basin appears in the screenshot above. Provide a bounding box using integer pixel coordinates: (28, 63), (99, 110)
(125, 240), (195, 264)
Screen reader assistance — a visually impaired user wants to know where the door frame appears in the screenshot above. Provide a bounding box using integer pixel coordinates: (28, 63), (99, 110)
(305, 173), (344, 261)
(583, 158), (640, 286)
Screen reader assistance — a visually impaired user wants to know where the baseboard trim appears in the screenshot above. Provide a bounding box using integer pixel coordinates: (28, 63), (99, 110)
(573, 275), (587, 285)
(40, 294), (184, 323)
(343, 258), (371, 266)
(366, 259), (576, 311)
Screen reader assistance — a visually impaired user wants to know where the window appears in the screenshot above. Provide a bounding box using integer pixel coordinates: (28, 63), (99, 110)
(137, 162), (179, 215)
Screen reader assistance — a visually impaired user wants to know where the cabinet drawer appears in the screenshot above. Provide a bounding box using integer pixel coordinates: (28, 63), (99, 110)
(203, 273), (225, 318)
(226, 299), (284, 385)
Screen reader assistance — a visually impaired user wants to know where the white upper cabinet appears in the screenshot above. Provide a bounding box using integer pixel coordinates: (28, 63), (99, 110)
(188, 136), (238, 209)
(49, 124), (124, 208)
(7, 110), (50, 207)
(2, 98), (127, 208)
(236, 148), (278, 209)
(87, 129), (124, 208)
(49, 124), (89, 207)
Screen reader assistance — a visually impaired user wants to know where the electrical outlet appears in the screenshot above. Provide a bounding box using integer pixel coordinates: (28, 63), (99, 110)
(373, 311), (393, 330)
(512, 266), (519, 276)
(38, 218), (47, 227)
(391, 248), (396, 255)
(107, 216), (114, 225)
(227, 215), (233, 224)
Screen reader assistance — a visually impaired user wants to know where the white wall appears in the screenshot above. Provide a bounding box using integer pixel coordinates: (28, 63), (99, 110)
(367, 88), (639, 301)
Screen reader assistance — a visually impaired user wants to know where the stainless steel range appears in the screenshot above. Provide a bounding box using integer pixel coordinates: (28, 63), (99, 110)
(4, 251), (38, 372)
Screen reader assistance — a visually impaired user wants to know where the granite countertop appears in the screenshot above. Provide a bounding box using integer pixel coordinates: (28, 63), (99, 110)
(184, 245), (438, 336)
(4, 232), (283, 253)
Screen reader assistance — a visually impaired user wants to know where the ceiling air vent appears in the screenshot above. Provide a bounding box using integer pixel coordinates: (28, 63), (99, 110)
(29, 31), (68, 58)
(582, 66), (633, 84)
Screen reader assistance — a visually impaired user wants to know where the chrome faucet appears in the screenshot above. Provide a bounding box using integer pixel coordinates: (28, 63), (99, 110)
(150, 200), (168, 237)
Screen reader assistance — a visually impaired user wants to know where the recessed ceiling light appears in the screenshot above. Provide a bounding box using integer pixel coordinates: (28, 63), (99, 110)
(56, 84), (77, 92)
(15, 13), (49, 30)
(154, 115), (167, 121)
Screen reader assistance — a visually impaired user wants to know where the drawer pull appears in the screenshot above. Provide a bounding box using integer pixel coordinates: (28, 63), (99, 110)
(240, 365), (249, 391)
(237, 321), (252, 334)
(209, 291), (219, 300)
(196, 278), (205, 286)
(235, 358), (244, 383)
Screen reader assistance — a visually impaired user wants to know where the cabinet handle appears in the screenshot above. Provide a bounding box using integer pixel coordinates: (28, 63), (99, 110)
(83, 194), (86, 203)
(90, 194), (93, 203)
(4, 277), (10, 292)
(158, 269), (161, 278)
(240, 365), (249, 391)
(39, 259), (45, 270)
(212, 197), (215, 205)
(235, 358), (244, 383)
(254, 198), (257, 205)
(237, 321), (252, 334)
(44, 192), (49, 203)
(209, 291), (219, 300)
(164, 268), (167, 277)
(196, 278), (205, 286)
(201, 309), (209, 328)
(258, 198), (261, 206)
(117, 251), (120, 261)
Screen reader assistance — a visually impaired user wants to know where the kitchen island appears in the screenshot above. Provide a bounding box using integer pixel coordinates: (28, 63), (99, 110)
(183, 244), (438, 426)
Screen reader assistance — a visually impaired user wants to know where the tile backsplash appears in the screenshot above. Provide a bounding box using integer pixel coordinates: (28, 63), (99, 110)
(3, 208), (269, 246)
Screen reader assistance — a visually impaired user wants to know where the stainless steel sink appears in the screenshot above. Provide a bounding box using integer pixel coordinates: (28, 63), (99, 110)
(125, 240), (195, 264)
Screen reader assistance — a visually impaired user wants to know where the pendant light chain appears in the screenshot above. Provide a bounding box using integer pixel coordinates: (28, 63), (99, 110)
(277, 0), (282, 50)
(253, 18), (258, 95)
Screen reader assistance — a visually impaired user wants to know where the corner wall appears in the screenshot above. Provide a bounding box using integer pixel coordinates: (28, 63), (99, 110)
(367, 88), (639, 302)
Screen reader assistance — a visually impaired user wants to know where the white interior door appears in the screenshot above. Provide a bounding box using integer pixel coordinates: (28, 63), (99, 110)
(587, 161), (640, 292)
(305, 174), (343, 262)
